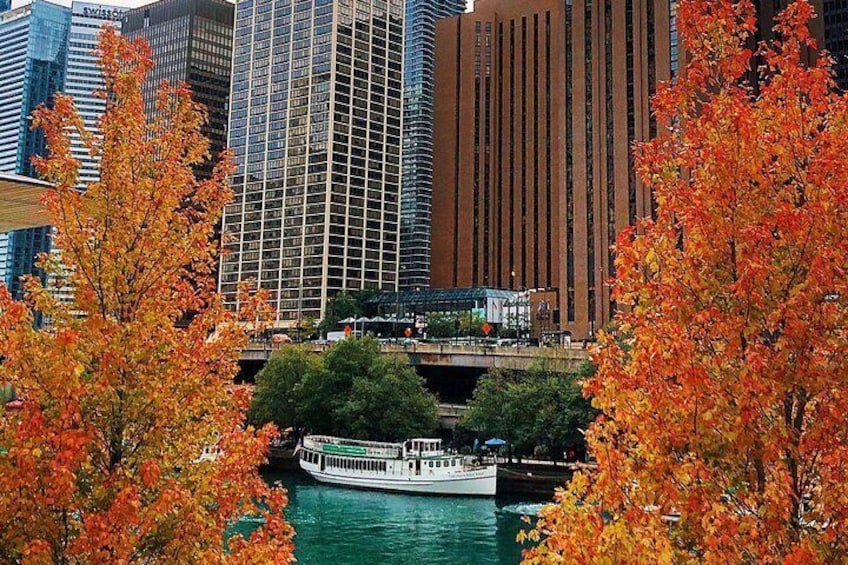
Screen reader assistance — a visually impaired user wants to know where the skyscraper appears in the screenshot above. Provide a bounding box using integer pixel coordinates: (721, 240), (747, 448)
(123, 0), (234, 177)
(399, 0), (465, 290)
(823, 0), (848, 88)
(0, 0), (71, 299)
(220, 0), (405, 327)
(0, 0), (122, 306)
(66, 2), (124, 188)
(47, 2), (123, 310)
(431, 0), (826, 340)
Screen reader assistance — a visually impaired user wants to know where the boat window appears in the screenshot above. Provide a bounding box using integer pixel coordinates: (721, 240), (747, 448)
(436, 461), (441, 468)
(428, 461), (433, 468)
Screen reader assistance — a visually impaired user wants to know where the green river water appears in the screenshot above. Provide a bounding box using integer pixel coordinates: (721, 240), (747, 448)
(235, 470), (548, 564)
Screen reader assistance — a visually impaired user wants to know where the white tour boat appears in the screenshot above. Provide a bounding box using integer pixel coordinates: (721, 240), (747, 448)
(298, 435), (497, 497)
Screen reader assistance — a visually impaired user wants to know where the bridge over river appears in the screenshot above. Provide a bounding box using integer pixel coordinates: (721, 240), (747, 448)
(241, 341), (590, 373)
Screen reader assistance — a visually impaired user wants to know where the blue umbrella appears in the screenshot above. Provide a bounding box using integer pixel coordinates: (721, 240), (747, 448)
(484, 437), (507, 447)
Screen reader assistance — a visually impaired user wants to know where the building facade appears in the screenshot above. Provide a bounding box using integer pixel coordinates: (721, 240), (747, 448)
(432, 0), (679, 340)
(0, 0), (71, 299)
(399, 0), (465, 290)
(431, 0), (827, 340)
(220, 0), (405, 327)
(67, 2), (124, 188)
(0, 0), (121, 306)
(123, 0), (234, 176)
(823, 0), (848, 88)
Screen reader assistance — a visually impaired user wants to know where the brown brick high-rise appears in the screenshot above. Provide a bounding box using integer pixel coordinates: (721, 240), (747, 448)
(431, 0), (824, 340)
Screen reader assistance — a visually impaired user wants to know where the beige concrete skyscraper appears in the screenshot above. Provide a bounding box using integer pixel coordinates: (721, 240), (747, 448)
(220, 0), (405, 327)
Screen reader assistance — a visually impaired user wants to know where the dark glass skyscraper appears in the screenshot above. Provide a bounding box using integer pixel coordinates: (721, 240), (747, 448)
(824, 0), (848, 88)
(123, 0), (234, 177)
(399, 0), (465, 290)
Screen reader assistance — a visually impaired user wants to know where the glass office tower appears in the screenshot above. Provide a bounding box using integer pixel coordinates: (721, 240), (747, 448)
(123, 0), (234, 178)
(0, 1), (119, 308)
(824, 0), (848, 89)
(398, 0), (465, 290)
(0, 0), (71, 300)
(66, 2), (124, 188)
(221, 0), (405, 327)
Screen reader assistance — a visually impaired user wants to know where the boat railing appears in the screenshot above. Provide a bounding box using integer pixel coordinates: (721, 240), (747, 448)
(303, 435), (403, 458)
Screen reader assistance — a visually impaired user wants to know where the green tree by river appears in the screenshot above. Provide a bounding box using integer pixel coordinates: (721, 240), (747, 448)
(249, 337), (440, 442)
(461, 360), (597, 464)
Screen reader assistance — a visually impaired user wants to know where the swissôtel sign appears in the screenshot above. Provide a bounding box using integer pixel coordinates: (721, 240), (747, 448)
(77, 4), (125, 20)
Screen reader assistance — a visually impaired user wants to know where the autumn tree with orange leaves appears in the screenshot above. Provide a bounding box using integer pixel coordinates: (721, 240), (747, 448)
(522, 1), (848, 563)
(0, 29), (294, 564)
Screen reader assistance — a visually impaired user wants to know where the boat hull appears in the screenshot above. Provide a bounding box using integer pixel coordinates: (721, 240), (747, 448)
(304, 467), (497, 497)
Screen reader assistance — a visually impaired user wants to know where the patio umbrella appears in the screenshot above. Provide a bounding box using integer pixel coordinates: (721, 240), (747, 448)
(338, 317), (356, 324)
(484, 438), (507, 447)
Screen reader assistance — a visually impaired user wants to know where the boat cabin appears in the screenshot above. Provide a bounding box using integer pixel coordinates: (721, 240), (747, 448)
(405, 438), (442, 457)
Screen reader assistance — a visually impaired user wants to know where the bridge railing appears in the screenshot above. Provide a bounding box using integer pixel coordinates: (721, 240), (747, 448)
(244, 340), (588, 358)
